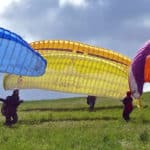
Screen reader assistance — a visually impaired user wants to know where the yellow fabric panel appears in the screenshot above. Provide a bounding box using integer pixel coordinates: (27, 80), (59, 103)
(30, 40), (131, 66)
(133, 99), (143, 108)
(4, 50), (129, 99)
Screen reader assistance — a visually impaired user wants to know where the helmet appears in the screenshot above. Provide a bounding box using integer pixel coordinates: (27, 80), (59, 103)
(126, 91), (132, 96)
(13, 89), (19, 94)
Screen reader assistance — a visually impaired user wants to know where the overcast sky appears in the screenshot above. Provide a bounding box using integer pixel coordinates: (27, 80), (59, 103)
(1, 0), (150, 100)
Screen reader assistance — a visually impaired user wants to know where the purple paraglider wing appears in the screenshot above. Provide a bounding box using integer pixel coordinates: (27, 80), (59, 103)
(129, 40), (150, 98)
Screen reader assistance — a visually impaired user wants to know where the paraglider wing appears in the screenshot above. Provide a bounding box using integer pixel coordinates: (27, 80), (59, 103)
(0, 27), (46, 76)
(129, 40), (150, 98)
(4, 40), (131, 99)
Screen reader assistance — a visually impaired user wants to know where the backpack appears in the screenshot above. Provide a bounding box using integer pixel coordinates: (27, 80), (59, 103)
(1, 96), (12, 116)
(1, 103), (7, 116)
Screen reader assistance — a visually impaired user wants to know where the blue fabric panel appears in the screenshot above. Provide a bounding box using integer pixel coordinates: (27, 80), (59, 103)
(0, 27), (47, 76)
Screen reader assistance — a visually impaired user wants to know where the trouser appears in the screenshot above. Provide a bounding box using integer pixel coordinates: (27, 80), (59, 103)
(123, 109), (132, 121)
(89, 102), (95, 111)
(5, 113), (18, 125)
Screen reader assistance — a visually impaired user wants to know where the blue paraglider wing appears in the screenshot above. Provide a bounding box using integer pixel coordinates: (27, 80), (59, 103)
(0, 27), (47, 76)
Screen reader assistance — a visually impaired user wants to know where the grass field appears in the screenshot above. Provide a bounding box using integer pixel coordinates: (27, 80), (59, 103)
(0, 93), (150, 150)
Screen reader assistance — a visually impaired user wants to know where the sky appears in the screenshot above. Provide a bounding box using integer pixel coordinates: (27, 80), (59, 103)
(1, 0), (150, 100)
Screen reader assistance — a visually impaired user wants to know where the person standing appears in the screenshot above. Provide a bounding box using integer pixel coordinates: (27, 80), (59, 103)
(122, 91), (133, 121)
(0, 89), (23, 126)
(87, 95), (96, 111)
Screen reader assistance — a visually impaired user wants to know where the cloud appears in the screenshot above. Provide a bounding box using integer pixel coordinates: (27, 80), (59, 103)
(0, 0), (21, 14)
(143, 83), (150, 92)
(59, 0), (88, 8)
(1, 0), (150, 58)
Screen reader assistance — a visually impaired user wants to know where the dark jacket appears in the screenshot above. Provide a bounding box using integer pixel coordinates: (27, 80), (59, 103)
(1, 94), (23, 116)
(122, 96), (133, 112)
(87, 96), (96, 105)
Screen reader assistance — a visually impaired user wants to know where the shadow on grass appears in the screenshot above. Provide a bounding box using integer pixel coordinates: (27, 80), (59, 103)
(18, 116), (119, 125)
(21, 106), (123, 112)
(140, 119), (150, 124)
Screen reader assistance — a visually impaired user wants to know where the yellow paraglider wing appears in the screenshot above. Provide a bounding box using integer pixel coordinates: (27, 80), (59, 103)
(3, 40), (131, 99)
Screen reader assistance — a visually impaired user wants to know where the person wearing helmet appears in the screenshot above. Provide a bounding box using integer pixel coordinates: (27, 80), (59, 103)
(122, 91), (133, 121)
(0, 89), (23, 126)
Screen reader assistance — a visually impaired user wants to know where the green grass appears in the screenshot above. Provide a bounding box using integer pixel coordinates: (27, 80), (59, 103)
(0, 94), (150, 150)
